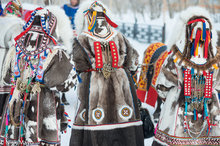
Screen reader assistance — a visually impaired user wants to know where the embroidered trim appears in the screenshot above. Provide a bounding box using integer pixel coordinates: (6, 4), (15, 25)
(155, 129), (220, 145)
(109, 41), (119, 68)
(118, 105), (133, 120)
(79, 109), (86, 122)
(92, 108), (104, 123)
(93, 41), (119, 71)
(94, 42), (103, 69)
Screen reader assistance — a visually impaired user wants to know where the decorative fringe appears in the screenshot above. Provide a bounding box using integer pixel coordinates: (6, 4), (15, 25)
(3, 137), (6, 146)
(77, 75), (82, 83)
(88, 11), (97, 32)
(104, 13), (118, 28)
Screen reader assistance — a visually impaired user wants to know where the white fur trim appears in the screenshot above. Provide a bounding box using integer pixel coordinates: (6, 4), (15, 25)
(1, 46), (16, 85)
(81, 31), (118, 42)
(166, 6), (218, 52)
(79, 109), (86, 122)
(72, 120), (142, 131)
(42, 48), (59, 71)
(118, 105), (133, 121)
(46, 6), (74, 54)
(0, 17), (24, 48)
(9, 87), (20, 108)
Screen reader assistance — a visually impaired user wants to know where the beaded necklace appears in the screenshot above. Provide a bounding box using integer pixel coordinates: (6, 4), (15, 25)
(183, 68), (216, 137)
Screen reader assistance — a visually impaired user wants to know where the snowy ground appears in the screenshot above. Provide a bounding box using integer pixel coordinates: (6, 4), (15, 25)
(60, 38), (155, 146)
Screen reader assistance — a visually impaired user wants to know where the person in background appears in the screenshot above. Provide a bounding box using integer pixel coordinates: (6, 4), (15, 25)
(0, 1), (3, 16)
(63, 0), (80, 30)
(61, 0), (80, 105)
(3, 0), (22, 17)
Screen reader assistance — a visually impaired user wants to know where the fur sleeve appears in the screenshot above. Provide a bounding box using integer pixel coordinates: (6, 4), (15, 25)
(43, 49), (73, 88)
(1, 46), (16, 85)
(72, 38), (92, 72)
(121, 34), (139, 72)
(155, 56), (179, 99)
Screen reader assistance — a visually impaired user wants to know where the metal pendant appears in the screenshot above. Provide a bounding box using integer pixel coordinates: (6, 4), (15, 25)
(32, 82), (41, 94)
(102, 63), (112, 79)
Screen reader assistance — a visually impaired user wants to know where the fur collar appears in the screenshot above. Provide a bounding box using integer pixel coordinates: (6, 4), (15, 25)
(171, 45), (220, 72)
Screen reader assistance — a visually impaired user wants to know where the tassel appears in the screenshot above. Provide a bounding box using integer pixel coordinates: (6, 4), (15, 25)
(77, 74), (82, 83)
(20, 137), (23, 146)
(194, 29), (202, 56)
(88, 11), (97, 32)
(190, 28), (194, 41)
(3, 138), (6, 146)
(204, 30), (210, 59)
(154, 123), (158, 135)
(202, 22), (206, 40)
(104, 13), (118, 28)
(194, 109), (197, 121)
(196, 110), (198, 120)
(191, 41), (195, 56)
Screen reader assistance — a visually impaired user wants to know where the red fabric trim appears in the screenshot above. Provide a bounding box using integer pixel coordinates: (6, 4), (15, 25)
(146, 86), (158, 107)
(14, 24), (32, 42)
(204, 72), (213, 98)
(109, 41), (119, 68)
(194, 29), (202, 56)
(184, 69), (191, 96)
(136, 89), (147, 103)
(104, 14), (118, 28)
(94, 41), (103, 69)
(204, 30), (210, 59)
(187, 19), (205, 25)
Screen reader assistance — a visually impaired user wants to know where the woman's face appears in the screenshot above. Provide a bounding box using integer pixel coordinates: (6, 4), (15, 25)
(70, 0), (78, 6)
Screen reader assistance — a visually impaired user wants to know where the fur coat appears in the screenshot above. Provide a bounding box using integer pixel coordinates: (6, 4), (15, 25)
(153, 7), (220, 145)
(0, 7), (74, 145)
(70, 32), (144, 146)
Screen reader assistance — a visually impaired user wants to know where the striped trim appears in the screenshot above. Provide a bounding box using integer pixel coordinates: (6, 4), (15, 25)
(72, 120), (142, 131)
(0, 86), (11, 93)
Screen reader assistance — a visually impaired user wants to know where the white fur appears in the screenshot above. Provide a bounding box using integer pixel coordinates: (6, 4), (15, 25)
(166, 6), (218, 52)
(1, 46), (16, 85)
(42, 48), (59, 71)
(0, 16), (24, 48)
(74, 0), (117, 36)
(46, 6), (74, 54)
(43, 115), (58, 130)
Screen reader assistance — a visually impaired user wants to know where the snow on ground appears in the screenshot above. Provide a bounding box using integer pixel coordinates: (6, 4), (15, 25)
(61, 38), (154, 146)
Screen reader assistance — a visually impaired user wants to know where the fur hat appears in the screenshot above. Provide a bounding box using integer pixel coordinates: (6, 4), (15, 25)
(167, 6), (218, 54)
(74, 0), (117, 36)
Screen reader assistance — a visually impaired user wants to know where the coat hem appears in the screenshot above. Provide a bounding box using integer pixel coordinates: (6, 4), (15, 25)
(155, 129), (220, 145)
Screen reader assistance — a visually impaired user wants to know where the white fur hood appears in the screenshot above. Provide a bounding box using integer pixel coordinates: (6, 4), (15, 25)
(74, 0), (117, 36)
(166, 6), (218, 53)
(46, 6), (74, 54)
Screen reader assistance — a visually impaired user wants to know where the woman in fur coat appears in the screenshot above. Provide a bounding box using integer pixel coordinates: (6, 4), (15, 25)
(153, 7), (220, 145)
(69, 1), (144, 146)
(0, 6), (74, 145)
